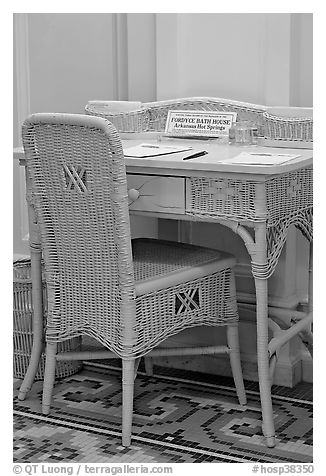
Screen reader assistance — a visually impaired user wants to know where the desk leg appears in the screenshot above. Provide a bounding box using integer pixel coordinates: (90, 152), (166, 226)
(18, 198), (44, 400)
(253, 224), (275, 448)
(213, 218), (276, 446)
(308, 242), (313, 314)
(254, 277), (275, 447)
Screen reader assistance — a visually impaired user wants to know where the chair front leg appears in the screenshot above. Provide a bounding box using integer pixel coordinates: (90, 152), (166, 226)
(122, 359), (136, 447)
(227, 323), (247, 405)
(42, 342), (58, 415)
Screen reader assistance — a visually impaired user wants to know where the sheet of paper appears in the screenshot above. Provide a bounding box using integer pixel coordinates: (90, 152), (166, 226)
(123, 143), (193, 158)
(220, 152), (301, 165)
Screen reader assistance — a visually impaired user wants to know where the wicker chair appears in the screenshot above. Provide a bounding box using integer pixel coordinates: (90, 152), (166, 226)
(20, 113), (246, 447)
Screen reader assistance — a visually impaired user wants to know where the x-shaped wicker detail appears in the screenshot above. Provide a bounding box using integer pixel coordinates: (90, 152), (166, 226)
(63, 164), (87, 192)
(175, 288), (200, 315)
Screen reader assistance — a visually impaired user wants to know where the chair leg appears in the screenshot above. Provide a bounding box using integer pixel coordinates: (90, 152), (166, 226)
(42, 342), (57, 415)
(122, 359), (135, 447)
(144, 357), (154, 376)
(227, 323), (247, 405)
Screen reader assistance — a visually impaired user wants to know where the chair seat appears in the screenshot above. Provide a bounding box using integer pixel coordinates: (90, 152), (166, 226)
(132, 238), (236, 296)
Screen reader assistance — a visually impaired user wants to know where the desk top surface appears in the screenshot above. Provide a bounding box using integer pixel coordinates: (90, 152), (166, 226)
(121, 134), (313, 176)
(14, 132), (313, 177)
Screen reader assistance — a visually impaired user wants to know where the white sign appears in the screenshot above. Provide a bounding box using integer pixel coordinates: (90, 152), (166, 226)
(165, 110), (237, 138)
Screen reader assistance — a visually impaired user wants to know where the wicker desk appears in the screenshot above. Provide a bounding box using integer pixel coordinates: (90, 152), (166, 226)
(15, 137), (313, 448)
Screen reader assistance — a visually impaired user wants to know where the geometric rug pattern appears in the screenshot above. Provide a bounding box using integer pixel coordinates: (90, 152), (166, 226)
(13, 363), (313, 463)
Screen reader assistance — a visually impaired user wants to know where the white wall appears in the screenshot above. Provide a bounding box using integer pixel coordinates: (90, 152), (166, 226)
(154, 13), (312, 106)
(27, 13), (116, 116)
(290, 13), (313, 107)
(178, 13), (267, 103)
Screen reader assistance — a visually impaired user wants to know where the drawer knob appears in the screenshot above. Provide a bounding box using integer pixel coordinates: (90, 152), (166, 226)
(128, 188), (140, 201)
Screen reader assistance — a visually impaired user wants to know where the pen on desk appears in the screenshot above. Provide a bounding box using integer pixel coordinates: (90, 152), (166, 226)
(183, 151), (208, 161)
(250, 153), (273, 156)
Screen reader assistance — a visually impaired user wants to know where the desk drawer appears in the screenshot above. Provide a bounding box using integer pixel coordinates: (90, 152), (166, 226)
(127, 175), (185, 214)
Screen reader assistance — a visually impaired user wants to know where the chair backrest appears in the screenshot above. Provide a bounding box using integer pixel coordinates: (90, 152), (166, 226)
(22, 113), (136, 356)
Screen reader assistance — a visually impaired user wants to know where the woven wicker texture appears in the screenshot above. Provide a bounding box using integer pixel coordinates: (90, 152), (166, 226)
(13, 260), (82, 380)
(85, 97), (266, 135)
(85, 97), (313, 142)
(263, 111), (313, 142)
(85, 101), (150, 132)
(134, 267), (238, 356)
(132, 238), (235, 283)
(186, 167), (312, 225)
(130, 238), (239, 356)
(22, 114), (136, 356)
(187, 177), (259, 222)
(186, 168), (312, 279)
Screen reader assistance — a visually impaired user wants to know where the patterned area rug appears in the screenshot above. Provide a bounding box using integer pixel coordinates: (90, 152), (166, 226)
(13, 363), (313, 463)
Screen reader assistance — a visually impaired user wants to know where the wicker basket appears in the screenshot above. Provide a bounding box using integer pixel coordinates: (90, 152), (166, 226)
(85, 101), (150, 132)
(262, 111), (313, 142)
(13, 259), (83, 380)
